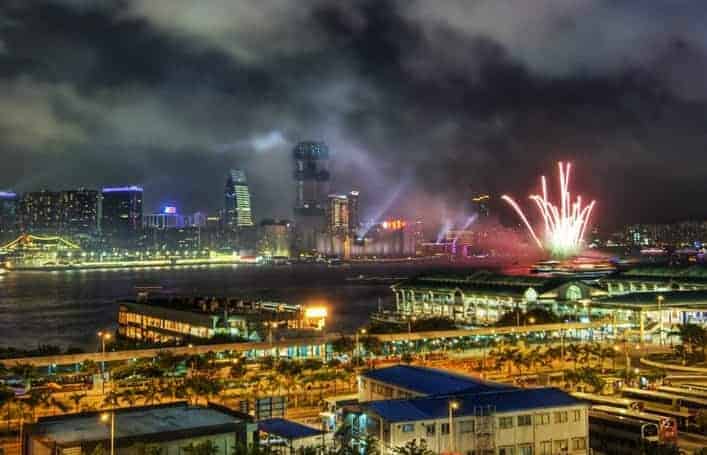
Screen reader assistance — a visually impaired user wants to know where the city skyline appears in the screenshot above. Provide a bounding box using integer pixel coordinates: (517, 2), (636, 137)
(0, 2), (707, 230)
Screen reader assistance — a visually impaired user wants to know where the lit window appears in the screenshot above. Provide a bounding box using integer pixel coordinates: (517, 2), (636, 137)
(401, 424), (414, 433)
(572, 437), (586, 450)
(499, 446), (515, 455)
(499, 417), (514, 429)
(518, 444), (533, 455)
(572, 409), (582, 422)
(535, 413), (551, 425)
(553, 440), (568, 453)
(458, 420), (474, 433)
(554, 411), (568, 423)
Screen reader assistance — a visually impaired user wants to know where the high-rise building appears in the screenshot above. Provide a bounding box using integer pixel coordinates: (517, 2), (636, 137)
(18, 190), (62, 233)
(327, 194), (350, 234)
(293, 141), (330, 209)
(293, 142), (330, 254)
(348, 190), (360, 234)
(224, 169), (254, 229)
(258, 219), (292, 258)
(101, 186), (143, 248)
(0, 191), (18, 241)
(60, 189), (99, 236)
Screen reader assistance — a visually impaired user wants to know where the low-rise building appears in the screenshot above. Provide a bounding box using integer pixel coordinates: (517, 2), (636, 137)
(23, 403), (257, 455)
(258, 418), (328, 454)
(347, 365), (589, 455)
(118, 295), (327, 344)
(365, 387), (588, 454)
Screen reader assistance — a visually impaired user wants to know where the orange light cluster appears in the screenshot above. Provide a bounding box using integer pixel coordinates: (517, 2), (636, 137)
(382, 219), (407, 230)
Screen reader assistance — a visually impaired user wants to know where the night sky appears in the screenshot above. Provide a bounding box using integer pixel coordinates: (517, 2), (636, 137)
(1, 1), (707, 232)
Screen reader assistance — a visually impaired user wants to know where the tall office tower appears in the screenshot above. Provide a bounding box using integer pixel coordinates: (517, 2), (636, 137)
(18, 190), (62, 233)
(348, 190), (360, 234)
(224, 169), (254, 228)
(327, 194), (350, 234)
(293, 141), (330, 208)
(293, 141), (330, 254)
(60, 189), (99, 236)
(101, 186), (143, 248)
(0, 191), (18, 241)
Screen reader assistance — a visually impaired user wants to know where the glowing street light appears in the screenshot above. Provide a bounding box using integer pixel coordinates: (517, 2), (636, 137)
(100, 411), (115, 455)
(97, 331), (111, 394)
(449, 400), (459, 453)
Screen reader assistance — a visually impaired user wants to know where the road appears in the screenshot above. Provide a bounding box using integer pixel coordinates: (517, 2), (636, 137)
(1, 321), (609, 367)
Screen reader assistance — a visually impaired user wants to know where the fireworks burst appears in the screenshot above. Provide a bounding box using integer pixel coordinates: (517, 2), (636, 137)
(502, 162), (596, 258)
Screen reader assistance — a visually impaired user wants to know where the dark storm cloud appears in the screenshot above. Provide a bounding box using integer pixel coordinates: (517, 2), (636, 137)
(0, 0), (706, 230)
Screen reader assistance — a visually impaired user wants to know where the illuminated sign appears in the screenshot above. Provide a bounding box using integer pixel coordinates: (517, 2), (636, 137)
(0, 192), (17, 198)
(163, 206), (177, 214)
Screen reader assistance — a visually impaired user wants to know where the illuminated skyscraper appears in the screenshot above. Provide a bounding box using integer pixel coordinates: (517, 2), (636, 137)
(18, 190), (62, 233)
(293, 141), (330, 253)
(327, 194), (350, 234)
(348, 190), (360, 234)
(0, 191), (18, 241)
(224, 169), (254, 228)
(101, 186), (143, 247)
(60, 189), (99, 236)
(293, 141), (330, 209)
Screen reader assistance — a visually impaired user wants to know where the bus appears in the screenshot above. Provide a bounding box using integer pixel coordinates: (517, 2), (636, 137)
(588, 410), (660, 455)
(590, 405), (678, 443)
(623, 387), (707, 412)
(657, 385), (707, 400)
(571, 392), (639, 409)
(622, 387), (706, 427)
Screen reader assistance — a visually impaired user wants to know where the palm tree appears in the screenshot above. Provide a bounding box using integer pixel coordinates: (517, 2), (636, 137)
(11, 363), (36, 391)
(69, 392), (87, 412)
(120, 389), (139, 407)
(565, 344), (582, 371)
(102, 391), (120, 409)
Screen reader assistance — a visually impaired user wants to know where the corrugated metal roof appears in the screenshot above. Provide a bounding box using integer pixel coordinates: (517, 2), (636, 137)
(258, 418), (324, 440)
(367, 388), (583, 423)
(362, 365), (512, 396)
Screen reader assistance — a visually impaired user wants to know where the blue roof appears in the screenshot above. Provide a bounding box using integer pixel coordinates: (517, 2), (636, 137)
(367, 388), (584, 423)
(362, 365), (511, 396)
(258, 418), (324, 440)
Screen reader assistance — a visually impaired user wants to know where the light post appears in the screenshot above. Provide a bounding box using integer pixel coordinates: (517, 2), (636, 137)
(97, 331), (111, 394)
(448, 400), (459, 453)
(100, 410), (115, 455)
(355, 328), (366, 364)
(657, 295), (665, 345)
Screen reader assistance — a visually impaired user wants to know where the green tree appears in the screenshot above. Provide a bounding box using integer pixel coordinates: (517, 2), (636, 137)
(331, 336), (355, 358)
(392, 439), (433, 455)
(182, 440), (219, 455)
(69, 392), (87, 412)
(678, 324), (706, 361)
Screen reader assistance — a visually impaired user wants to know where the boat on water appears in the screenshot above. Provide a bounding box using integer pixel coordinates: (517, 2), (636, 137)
(531, 257), (616, 277)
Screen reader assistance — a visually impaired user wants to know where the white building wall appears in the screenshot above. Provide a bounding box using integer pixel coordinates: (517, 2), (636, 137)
(374, 405), (589, 455)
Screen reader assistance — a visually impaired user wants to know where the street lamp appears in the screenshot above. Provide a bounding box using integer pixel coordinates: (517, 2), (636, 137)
(97, 331), (111, 394)
(355, 328), (366, 363)
(100, 411), (115, 455)
(448, 400), (459, 453)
